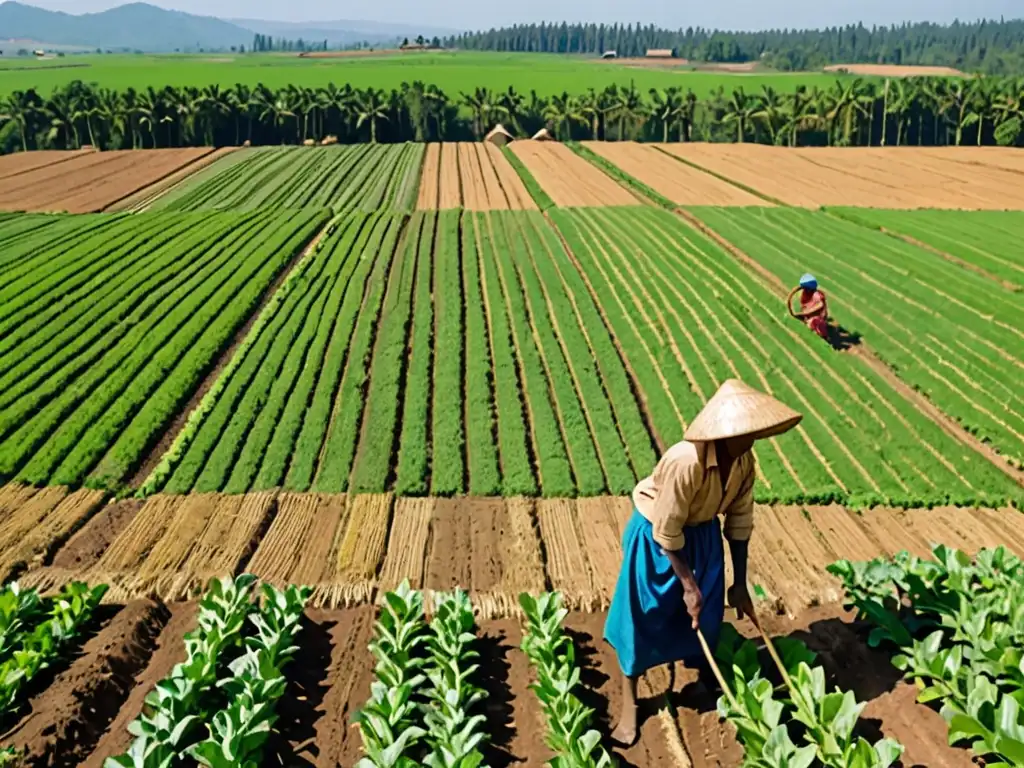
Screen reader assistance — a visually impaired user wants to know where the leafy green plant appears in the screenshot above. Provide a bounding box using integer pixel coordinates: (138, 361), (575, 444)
(518, 591), (614, 768)
(422, 589), (488, 768)
(0, 581), (107, 717)
(715, 624), (903, 768)
(0, 583), (44, 663)
(355, 580), (430, 768)
(830, 545), (1024, 766)
(105, 574), (258, 768)
(188, 584), (312, 768)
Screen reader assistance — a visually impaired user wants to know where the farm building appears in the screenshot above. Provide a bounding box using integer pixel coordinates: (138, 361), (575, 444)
(645, 48), (676, 58)
(601, 50), (617, 58)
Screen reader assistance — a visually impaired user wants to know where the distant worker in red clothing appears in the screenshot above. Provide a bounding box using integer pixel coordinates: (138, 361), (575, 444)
(787, 273), (829, 340)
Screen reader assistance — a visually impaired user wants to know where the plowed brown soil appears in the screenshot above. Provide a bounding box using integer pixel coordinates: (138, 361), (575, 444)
(416, 142), (441, 209)
(824, 63), (964, 76)
(0, 150), (87, 181)
(9, 599), (981, 768)
(511, 141), (639, 207)
(485, 143), (537, 209)
(661, 144), (1024, 209)
(82, 602), (196, 767)
(587, 142), (767, 206)
(106, 146), (237, 212)
(439, 142), (462, 208)
(2, 599), (169, 766)
(0, 148), (214, 213)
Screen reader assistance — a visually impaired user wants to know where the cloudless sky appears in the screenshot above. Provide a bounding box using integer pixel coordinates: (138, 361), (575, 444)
(24, 0), (1023, 32)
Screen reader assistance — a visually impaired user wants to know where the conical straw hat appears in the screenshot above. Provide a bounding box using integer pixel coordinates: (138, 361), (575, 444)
(684, 379), (802, 442)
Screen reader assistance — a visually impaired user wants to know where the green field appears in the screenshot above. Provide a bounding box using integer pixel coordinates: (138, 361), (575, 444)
(690, 207), (1024, 468)
(0, 51), (848, 97)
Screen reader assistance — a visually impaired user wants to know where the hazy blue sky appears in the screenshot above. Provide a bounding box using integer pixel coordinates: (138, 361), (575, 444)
(25, 0), (1022, 31)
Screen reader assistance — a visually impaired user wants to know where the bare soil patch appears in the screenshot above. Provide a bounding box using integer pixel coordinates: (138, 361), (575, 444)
(511, 141), (639, 207)
(0, 148), (214, 213)
(416, 142), (441, 209)
(82, 602), (195, 767)
(588, 142), (767, 206)
(0, 149), (88, 181)
(439, 142), (462, 208)
(485, 143), (537, 209)
(106, 146), (238, 212)
(661, 144), (1024, 209)
(2, 599), (169, 767)
(824, 63), (964, 77)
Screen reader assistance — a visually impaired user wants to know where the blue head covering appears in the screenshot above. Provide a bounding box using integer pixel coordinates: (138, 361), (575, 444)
(799, 273), (818, 290)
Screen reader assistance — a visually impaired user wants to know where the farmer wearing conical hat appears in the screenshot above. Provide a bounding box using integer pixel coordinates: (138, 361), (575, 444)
(787, 273), (830, 341)
(605, 379), (802, 746)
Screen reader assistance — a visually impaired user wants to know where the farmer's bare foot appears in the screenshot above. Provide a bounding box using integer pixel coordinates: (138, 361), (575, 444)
(611, 704), (638, 746)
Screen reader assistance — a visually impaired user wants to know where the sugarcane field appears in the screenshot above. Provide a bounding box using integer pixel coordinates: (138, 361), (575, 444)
(1, 128), (1023, 768)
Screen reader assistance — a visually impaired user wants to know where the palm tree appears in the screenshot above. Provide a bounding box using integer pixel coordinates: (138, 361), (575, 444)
(71, 88), (98, 148)
(95, 88), (126, 149)
(462, 87), (504, 139)
(423, 84), (449, 140)
(722, 88), (757, 142)
(355, 87), (390, 143)
(259, 90), (297, 143)
(675, 89), (698, 142)
(752, 85), (785, 145)
(542, 92), (584, 139)
(648, 87), (683, 142)
(578, 87), (602, 139)
(884, 79), (915, 146)
(608, 81), (645, 141)
(200, 85), (231, 146)
(500, 86), (526, 134)
(228, 84), (253, 145)
(0, 91), (33, 152)
(44, 88), (77, 149)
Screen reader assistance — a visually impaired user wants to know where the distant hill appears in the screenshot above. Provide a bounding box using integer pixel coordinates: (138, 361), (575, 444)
(229, 18), (461, 47)
(0, 1), (252, 52)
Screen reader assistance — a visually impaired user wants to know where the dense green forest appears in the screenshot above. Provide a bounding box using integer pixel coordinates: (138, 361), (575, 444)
(444, 19), (1024, 74)
(1, 75), (1022, 153)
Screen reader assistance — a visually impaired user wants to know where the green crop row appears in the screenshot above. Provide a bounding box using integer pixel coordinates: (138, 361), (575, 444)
(551, 207), (1021, 507)
(829, 208), (1024, 290)
(350, 213), (429, 493)
(469, 213), (539, 497)
(481, 212), (577, 496)
(461, 213), (502, 496)
(104, 575), (311, 768)
(395, 213), (440, 496)
(159, 213), (376, 493)
(0, 210), (326, 489)
(313, 216), (404, 492)
(691, 207), (1024, 469)
(519, 212), (657, 481)
(0, 581), (107, 720)
(515, 211), (645, 494)
(423, 211), (464, 496)
(501, 145), (555, 211)
(829, 545), (1024, 766)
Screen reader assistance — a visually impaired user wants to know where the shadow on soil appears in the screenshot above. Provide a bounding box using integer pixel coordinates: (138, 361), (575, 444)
(476, 627), (518, 768)
(265, 615), (335, 767)
(828, 324), (863, 351)
(567, 626), (649, 768)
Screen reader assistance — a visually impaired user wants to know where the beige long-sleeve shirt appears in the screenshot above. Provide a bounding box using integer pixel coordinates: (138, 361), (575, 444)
(632, 440), (755, 551)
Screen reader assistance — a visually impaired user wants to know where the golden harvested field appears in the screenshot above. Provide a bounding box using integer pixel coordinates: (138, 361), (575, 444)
(824, 63), (964, 76)
(0, 149), (89, 181)
(583, 141), (769, 206)
(416, 142), (536, 210)
(510, 140), (641, 207)
(0, 147), (215, 213)
(8, 484), (1024, 619)
(659, 143), (1024, 209)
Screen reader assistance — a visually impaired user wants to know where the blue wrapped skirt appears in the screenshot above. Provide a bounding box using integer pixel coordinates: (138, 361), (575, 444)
(604, 509), (725, 676)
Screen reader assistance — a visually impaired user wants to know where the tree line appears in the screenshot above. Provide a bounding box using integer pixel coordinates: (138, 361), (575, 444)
(444, 18), (1024, 75)
(250, 34), (330, 54)
(1, 75), (1022, 153)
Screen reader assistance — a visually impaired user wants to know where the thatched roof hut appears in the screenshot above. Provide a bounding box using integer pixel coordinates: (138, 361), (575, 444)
(532, 128), (556, 141)
(484, 124), (514, 146)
